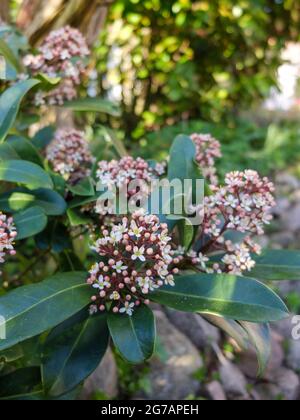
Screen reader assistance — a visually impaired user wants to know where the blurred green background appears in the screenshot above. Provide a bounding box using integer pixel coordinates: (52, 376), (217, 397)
(87, 0), (300, 177)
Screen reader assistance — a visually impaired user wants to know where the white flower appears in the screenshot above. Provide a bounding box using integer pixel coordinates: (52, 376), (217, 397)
(110, 291), (120, 301)
(112, 221), (128, 240)
(132, 246), (146, 262)
(158, 266), (169, 279)
(113, 261), (128, 273)
(89, 305), (98, 315)
(137, 276), (151, 291)
(159, 231), (172, 244)
(110, 230), (122, 244)
(129, 221), (144, 238)
(119, 301), (135, 316)
(93, 275), (110, 290)
(198, 253), (209, 269)
(224, 194), (239, 208)
(89, 263), (100, 275)
(165, 275), (175, 286)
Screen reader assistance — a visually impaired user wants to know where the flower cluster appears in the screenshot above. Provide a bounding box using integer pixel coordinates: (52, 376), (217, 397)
(95, 156), (165, 215)
(46, 129), (94, 184)
(87, 211), (178, 316)
(0, 212), (17, 274)
(190, 133), (222, 185)
(23, 26), (89, 105)
(181, 170), (275, 275)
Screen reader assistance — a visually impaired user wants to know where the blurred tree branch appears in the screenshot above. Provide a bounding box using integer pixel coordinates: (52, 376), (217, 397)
(16, 0), (114, 46)
(0, 0), (10, 22)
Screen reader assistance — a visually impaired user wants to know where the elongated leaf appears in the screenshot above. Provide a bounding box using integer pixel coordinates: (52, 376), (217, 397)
(42, 313), (109, 397)
(0, 272), (90, 351)
(0, 160), (53, 189)
(0, 79), (40, 141)
(108, 305), (156, 363)
(251, 250), (300, 281)
(35, 222), (71, 252)
(0, 38), (21, 72)
(14, 206), (47, 240)
(0, 188), (66, 216)
(31, 125), (55, 150)
(64, 98), (121, 117)
(0, 368), (42, 400)
(168, 134), (199, 182)
(67, 209), (93, 226)
(0, 142), (20, 160)
(68, 177), (95, 197)
(151, 274), (289, 323)
(239, 321), (271, 377)
(5, 135), (43, 165)
(203, 314), (249, 350)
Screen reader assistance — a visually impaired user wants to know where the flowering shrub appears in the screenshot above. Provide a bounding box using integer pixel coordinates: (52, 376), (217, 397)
(0, 213), (17, 275)
(46, 129), (94, 184)
(191, 133), (222, 186)
(23, 26), (90, 105)
(0, 24), (299, 401)
(87, 212), (177, 316)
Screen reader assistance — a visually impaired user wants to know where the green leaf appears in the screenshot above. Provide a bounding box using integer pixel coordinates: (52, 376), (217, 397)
(5, 135), (43, 166)
(0, 272), (90, 351)
(35, 73), (61, 91)
(0, 160), (53, 189)
(151, 274), (289, 323)
(31, 125), (55, 150)
(159, 134), (203, 232)
(68, 193), (102, 209)
(0, 38), (22, 72)
(251, 250), (300, 281)
(172, 215), (195, 249)
(0, 368), (42, 400)
(168, 134), (199, 182)
(203, 314), (249, 350)
(0, 79), (40, 142)
(14, 206), (48, 240)
(35, 222), (71, 252)
(67, 208), (93, 226)
(0, 188), (66, 216)
(239, 322), (271, 377)
(108, 305), (156, 363)
(67, 177), (95, 197)
(63, 98), (121, 117)
(42, 313), (109, 397)
(0, 142), (20, 160)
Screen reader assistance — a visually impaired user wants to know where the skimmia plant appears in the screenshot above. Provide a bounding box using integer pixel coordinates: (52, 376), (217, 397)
(0, 24), (299, 401)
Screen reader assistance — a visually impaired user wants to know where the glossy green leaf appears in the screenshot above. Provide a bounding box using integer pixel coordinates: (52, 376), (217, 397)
(42, 313), (109, 397)
(14, 206), (47, 240)
(168, 134), (199, 181)
(0, 188), (67, 216)
(0, 142), (20, 160)
(4, 136), (43, 166)
(67, 177), (95, 197)
(0, 79), (40, 142)
(63, 97), (121, 117)
(67, 209), (93, 226)
(35, 222), (71, 252)
(0, 160), (53, 189)
(203, 314), (249, 350)
(0, 368), (42, 400)
(251, 250), (300, 281)
(0, 38), (22, 72)
(239, 321), (271, 377)
(31, 125), (55, 150)
(151, 274), (289, 322)
(0, 272), (90, 351)
(108, 305), (156, 363)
